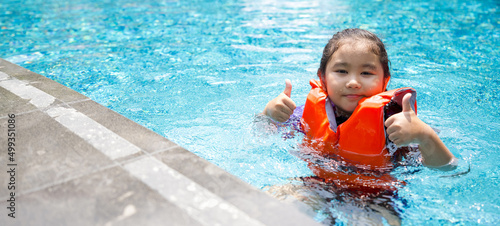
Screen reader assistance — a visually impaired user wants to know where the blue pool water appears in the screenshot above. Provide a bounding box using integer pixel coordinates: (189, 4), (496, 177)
(1, 0), (499, 224)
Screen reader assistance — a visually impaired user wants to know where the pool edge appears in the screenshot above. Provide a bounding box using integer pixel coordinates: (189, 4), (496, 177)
(0, 58), (320, 225)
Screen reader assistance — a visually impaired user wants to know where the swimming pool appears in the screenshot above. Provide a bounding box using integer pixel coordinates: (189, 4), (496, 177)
(1, 0), (499, 224)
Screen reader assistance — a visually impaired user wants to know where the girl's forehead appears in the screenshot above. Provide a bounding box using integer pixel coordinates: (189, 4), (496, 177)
(338, 39), (377, 52)
(329, 42), (381, 63)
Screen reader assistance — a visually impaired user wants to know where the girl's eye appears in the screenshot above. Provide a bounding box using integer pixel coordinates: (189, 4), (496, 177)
(361, 72), (374, 75)
(336, 70), (348, 74)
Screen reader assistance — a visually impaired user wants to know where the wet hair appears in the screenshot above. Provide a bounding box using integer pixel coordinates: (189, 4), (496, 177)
(318, 28), (391, 80)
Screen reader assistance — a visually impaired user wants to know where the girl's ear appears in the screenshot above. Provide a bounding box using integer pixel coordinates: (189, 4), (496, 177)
(317, 69), (327, 90)
(383, 76), (390, 91)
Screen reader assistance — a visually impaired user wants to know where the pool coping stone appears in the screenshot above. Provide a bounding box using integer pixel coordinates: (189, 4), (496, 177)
(0, 58), (320, 226)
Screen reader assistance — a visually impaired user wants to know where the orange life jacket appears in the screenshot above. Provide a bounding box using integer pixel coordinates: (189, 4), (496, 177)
(300, 79), (416, 192)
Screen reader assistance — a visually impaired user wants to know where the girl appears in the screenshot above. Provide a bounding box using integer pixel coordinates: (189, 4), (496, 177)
(262, 28), (458, 225)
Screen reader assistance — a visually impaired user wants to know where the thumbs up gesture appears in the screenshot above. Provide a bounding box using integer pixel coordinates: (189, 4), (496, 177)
(385, 93), (428, 146)
(263, 79), (297, 122)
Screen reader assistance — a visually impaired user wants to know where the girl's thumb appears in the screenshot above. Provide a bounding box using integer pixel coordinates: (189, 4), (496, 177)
(283, 79), (292, 97)
(402, 93), (413, 112)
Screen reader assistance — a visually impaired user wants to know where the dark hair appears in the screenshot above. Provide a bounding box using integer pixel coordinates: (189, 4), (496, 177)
(318, 28), (391, 80)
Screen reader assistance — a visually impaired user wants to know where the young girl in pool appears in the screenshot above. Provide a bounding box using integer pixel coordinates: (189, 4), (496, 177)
(262, 28), (457, 225)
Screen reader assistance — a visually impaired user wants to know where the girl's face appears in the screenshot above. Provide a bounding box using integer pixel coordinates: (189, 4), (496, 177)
(322, 41), (387, 113)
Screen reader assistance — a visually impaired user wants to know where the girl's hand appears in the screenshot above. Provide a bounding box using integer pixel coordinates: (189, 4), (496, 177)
(385, 93), (456, 168)
(384, 93), (431, 146)
(263, 79), (297, 122)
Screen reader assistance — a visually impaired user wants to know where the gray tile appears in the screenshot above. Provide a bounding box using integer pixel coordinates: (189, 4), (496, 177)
(153, 146), (237, 195)
(123, 156), (266, 226)
(0, 70), (65, 115)
(153, 147), (320, 226)
(28, 78), (89, 104)
(0, 59), (34, 80)
(0, 110), (115, 198)
(0, 59), (88, 103)
(0, 166), (202, 226)
(69, 100), (177, 154)
(0, 86), (37, 116)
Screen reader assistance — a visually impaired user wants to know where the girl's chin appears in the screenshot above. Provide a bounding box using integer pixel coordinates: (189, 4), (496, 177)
(335, 106), (356, 115)
(338, 103), (357, 112)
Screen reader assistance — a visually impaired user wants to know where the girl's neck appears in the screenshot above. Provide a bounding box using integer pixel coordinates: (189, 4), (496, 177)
(335, 107), (352, 125)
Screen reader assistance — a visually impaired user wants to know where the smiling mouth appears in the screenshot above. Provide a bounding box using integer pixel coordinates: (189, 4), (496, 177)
(344, 94), (364, 100)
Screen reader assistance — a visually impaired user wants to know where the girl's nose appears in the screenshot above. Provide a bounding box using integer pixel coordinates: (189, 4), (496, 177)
(346, 77), (361, 89)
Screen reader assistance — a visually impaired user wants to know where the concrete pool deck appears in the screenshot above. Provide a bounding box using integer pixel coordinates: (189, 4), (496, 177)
(0, 58), (319, 226)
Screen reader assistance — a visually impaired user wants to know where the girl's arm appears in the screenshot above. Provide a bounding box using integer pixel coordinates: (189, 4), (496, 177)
(385, 93), (457, 169)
